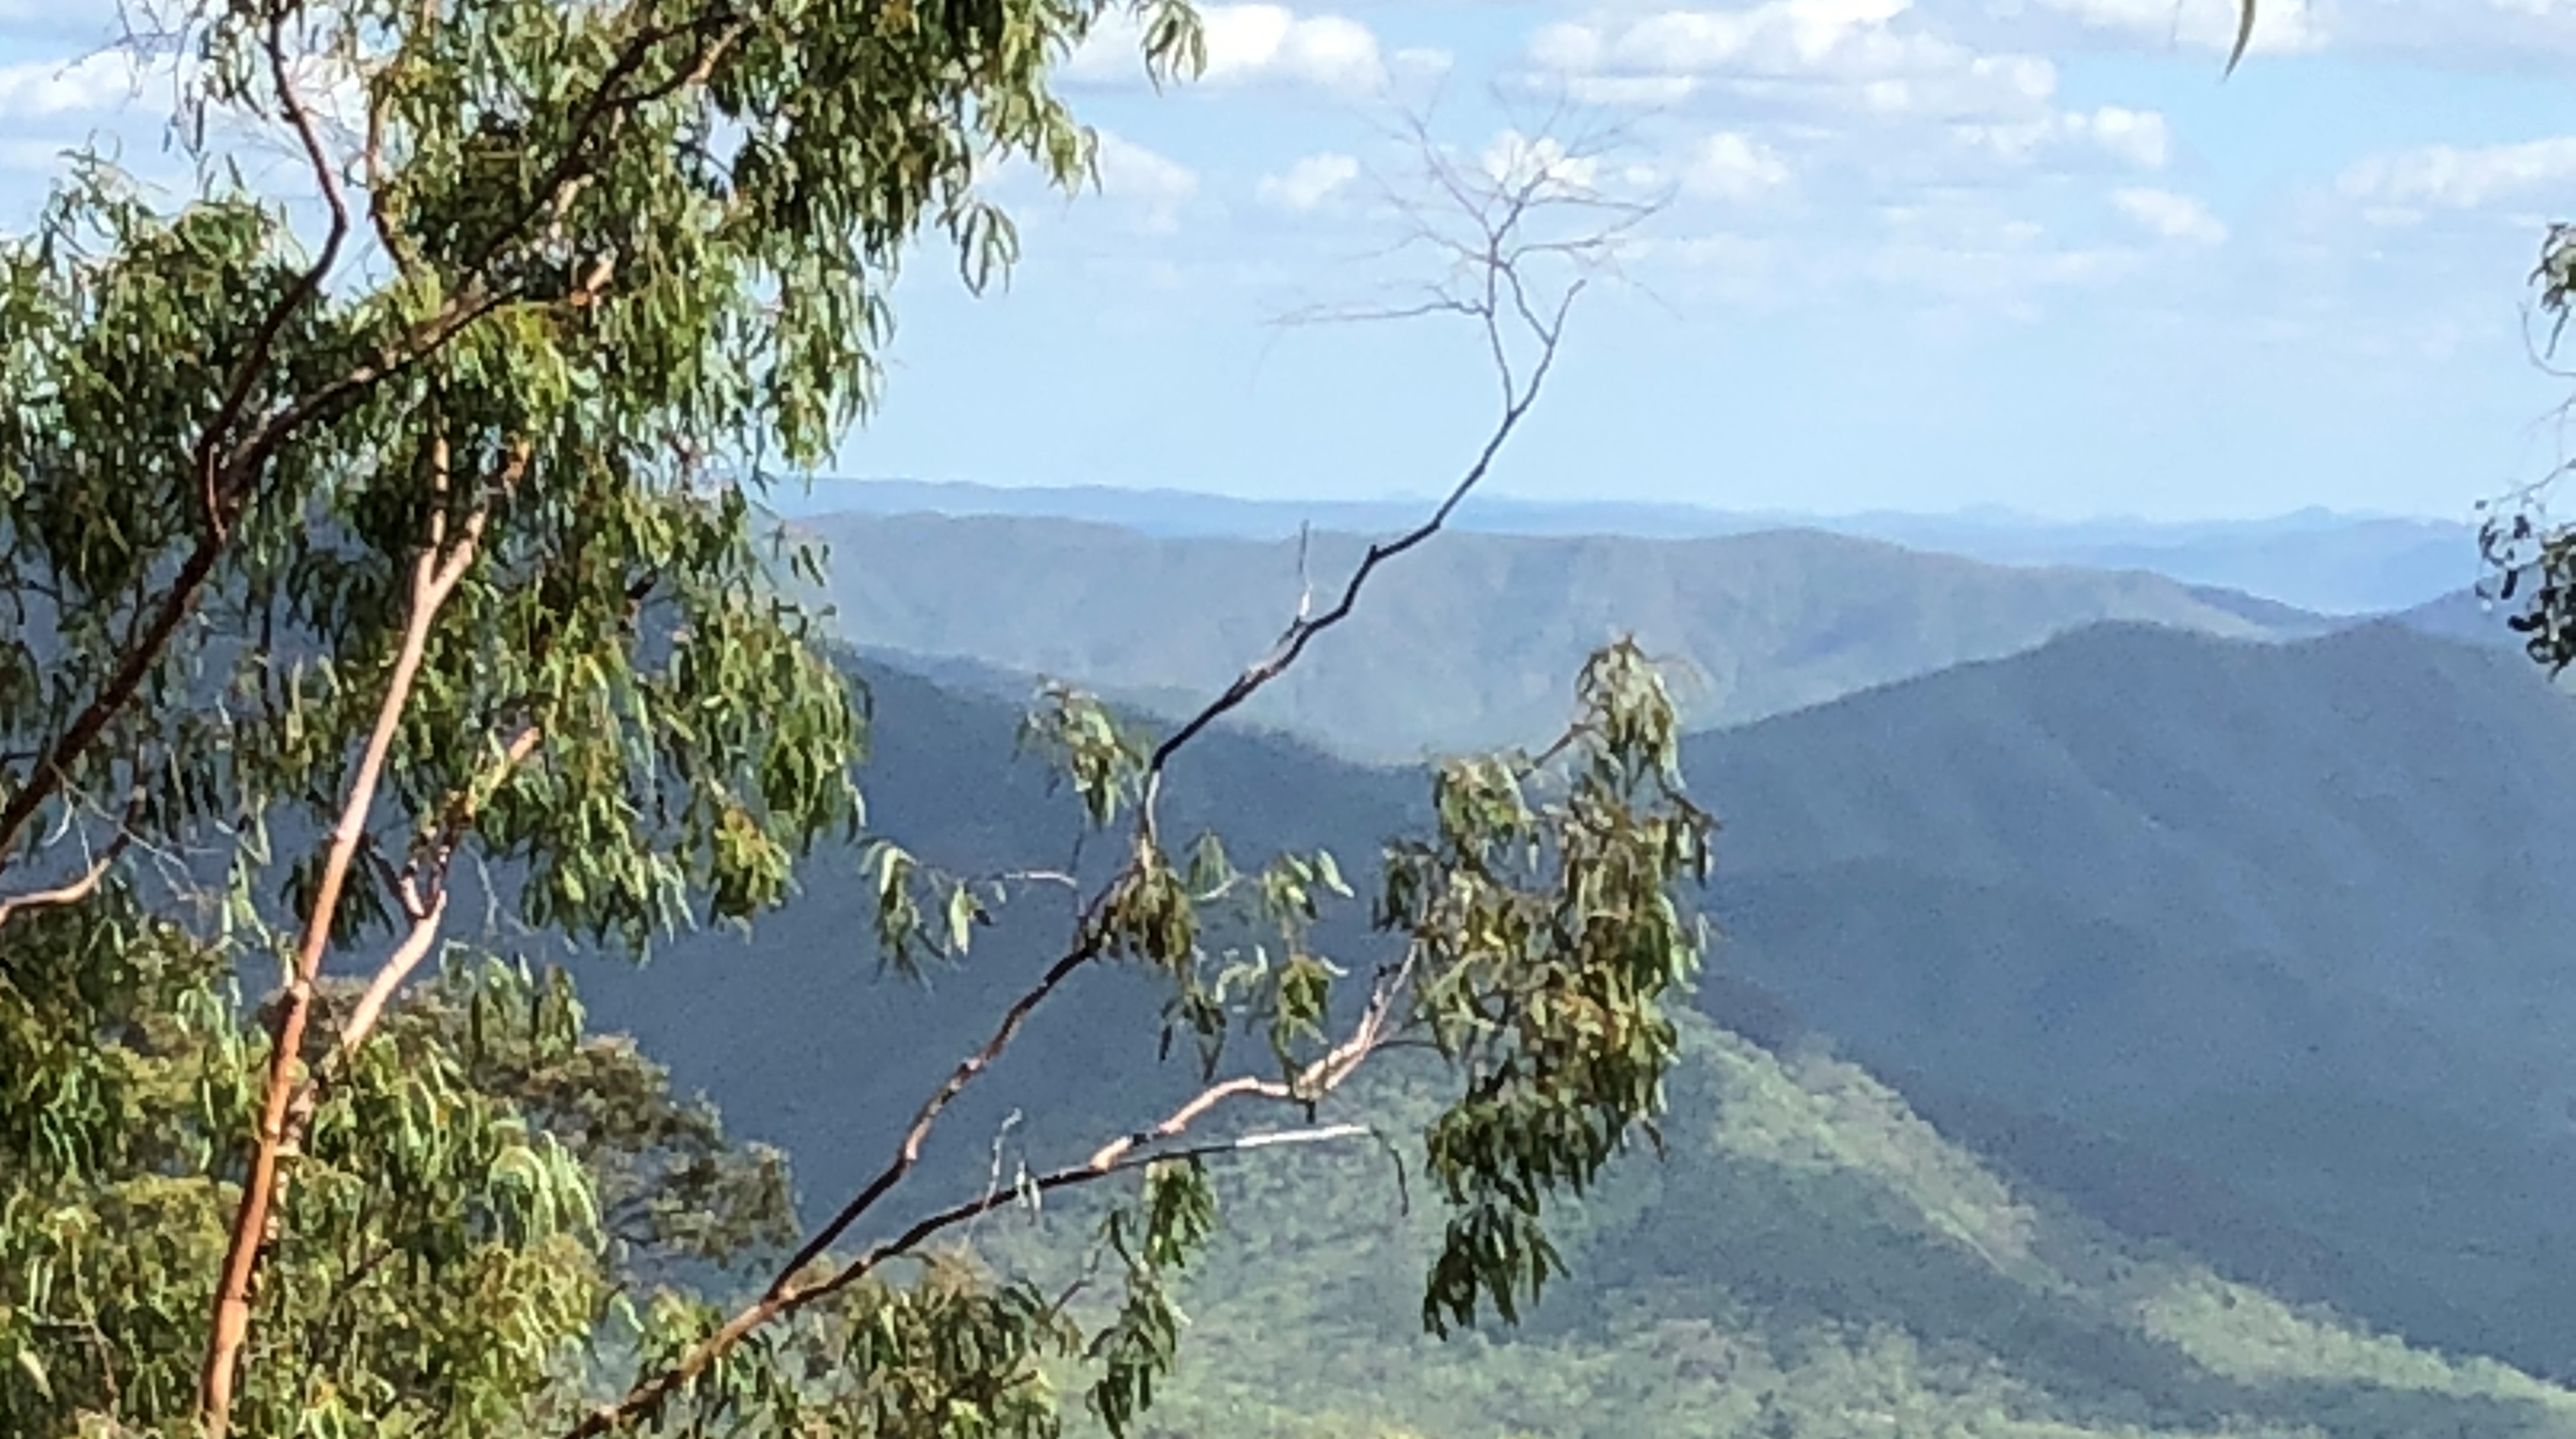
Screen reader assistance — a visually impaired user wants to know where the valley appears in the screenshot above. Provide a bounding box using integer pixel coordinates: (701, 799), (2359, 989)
(550, 503), (2576, 1434)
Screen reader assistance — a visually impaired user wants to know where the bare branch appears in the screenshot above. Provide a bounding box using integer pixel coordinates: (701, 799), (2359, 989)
(1135, 103), (1661, 835)
(579, 934), (1434, 1438)
(191, 6), (358, 547)
(1087, 947), (1422, 1172)
(764, 916), (1111, 1297)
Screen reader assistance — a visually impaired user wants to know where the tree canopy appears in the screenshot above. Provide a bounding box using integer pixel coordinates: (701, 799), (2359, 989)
(0, 0), (1710, 1436)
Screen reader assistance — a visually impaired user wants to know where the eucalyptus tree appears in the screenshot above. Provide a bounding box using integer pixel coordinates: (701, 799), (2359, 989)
(0, 0), (1707, 1433)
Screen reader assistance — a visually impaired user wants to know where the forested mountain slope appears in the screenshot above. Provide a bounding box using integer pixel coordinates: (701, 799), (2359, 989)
(562, 618), (2576, 1401)
(999, 1023), (2576, 1439)
(1686, 620), (2576, 1376)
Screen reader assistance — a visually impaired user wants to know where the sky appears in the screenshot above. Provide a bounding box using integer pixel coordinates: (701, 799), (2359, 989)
(4, 0), (2576, 522)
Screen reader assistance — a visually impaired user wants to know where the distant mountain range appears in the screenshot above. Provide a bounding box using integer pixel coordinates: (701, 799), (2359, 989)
(793, 478), (2480, 616)
(558, 614), (2576, 1406)
(794, 511), (2341, 762)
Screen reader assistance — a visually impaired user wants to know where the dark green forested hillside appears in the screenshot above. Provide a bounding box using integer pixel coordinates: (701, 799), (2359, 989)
(793, 513), (2329, 760)
(564, 617), (2576, 1401)
(1686, 620), (2576, 1376)
(969, 1022), (2576, 1438)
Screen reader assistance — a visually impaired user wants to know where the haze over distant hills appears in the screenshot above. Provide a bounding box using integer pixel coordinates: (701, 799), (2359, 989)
(796, 478), (2478, 616)
(797, 511), (2336, 761)
(530, 491), (2576, 1433)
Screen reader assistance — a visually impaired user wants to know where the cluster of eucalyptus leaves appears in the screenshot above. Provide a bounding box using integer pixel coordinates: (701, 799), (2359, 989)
(2477, 220), (2576, 671)
(0, 0), (1717, 1428)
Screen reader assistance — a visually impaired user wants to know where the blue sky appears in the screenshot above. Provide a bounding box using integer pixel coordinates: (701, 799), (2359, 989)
(6, 0), (2576, 521)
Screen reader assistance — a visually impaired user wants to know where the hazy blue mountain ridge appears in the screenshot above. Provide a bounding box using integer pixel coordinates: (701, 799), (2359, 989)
(797, 511), (2336, 762)
(792, 479), (2473, 614)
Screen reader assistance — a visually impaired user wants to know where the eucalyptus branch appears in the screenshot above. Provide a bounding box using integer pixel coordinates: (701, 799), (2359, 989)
(1136, 109), (1656, 843)
(1087, 948), (1421, 1172)
(0, 844), (125, 934)
(190, 6), (357, 547)
(765, 920), (1113, 1297)
(199, 438), (507, 1438)
(325, 889), (450, 1071)
(0, 8), (725, 879)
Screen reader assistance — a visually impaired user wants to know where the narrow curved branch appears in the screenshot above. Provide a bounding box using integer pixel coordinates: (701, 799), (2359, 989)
(0, 844), (124, 934)
(765, 927), (1108, 1296)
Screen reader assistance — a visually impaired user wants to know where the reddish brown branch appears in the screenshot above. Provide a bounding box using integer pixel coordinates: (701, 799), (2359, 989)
(557, 101), (1631, 1439)
(197, 441), (499, 1437)
(0, 7), (686, 880)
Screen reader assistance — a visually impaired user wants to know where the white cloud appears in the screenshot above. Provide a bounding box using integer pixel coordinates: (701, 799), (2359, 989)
(1951, 104), (2170, 170)
(1204, 6), (1381, 88)
(1390, 46), (1454, 79)
(1567, 74), (1703, 105)
(1648, 189), (2156, 317)
(2072, 106), (2170, 169)
(2336, 136), (2576, 212)
(1094, 131), (1199, 232)
(1068, 3), (1385, 91)
(1529, 0), (2057, 119)
(1685, 132), (1793, 199)
(1593, 0), (1945, 77)
(2112, 186), (2228, 245)
(0, 50), (143, 119)
(1258, 150), (1360, 210)
(1865, 201), (2143, 301)
(2000, 0), (2576, 68)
